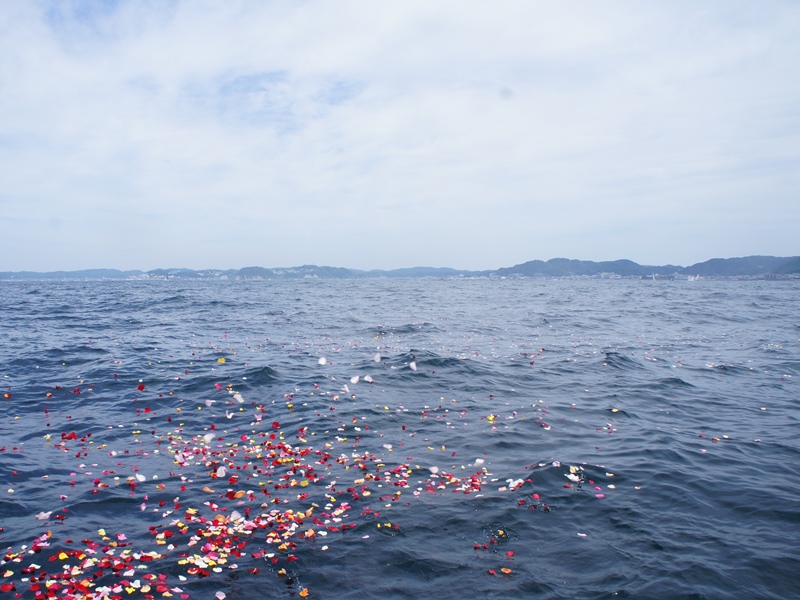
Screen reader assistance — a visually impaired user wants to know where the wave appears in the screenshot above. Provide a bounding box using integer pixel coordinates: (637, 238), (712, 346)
(602, 351), (646, 371)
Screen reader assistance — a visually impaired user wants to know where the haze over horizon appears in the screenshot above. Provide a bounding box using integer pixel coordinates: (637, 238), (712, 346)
(1, 2), (798, 272)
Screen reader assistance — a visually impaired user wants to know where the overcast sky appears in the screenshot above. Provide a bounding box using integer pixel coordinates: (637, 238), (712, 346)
(1, 1), (798, 271)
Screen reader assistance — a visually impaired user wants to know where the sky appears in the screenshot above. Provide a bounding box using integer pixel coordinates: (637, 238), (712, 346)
(1, 1), (799, 272)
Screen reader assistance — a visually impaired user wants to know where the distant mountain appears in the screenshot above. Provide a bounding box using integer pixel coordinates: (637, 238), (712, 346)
(365, 266), (480, 278)
(496, 255), (800, 278)
(680, 256), (796, 276)
(773, 257), (800, 274)
(1, 256), (798, 280)
(235, 265), (361, 279)
(146, 268), (205, 279)
(495, 258), (680, 278)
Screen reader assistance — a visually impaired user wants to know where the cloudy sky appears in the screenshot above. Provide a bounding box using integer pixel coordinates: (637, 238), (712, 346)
(1, 1), (798, 271)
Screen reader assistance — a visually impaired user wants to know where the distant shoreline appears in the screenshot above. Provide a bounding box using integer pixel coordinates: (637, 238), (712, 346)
(2, 255), (798, 280)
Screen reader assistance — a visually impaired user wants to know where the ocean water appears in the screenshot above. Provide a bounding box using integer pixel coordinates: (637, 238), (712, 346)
(1, 278), (798, 600)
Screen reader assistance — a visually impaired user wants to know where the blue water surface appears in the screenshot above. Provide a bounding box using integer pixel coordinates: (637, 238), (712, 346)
(1, 278), (798, 599)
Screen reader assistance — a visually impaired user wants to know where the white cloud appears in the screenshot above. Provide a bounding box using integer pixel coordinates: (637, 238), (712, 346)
(1, 1), (798, 270)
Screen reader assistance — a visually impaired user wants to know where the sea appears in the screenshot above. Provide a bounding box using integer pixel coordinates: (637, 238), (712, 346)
(1, 278), (798, 600)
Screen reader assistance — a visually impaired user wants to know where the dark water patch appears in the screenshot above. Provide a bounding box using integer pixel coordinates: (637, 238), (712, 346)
(0, 499), (29, 517)
(372, 322), (445, 336)
(237, 364), (281, 385)
(601, 351), (646, 371)
(703, 362), (754, 375)
(654, 375), (694, 388)
(153, 294), (189, 305)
